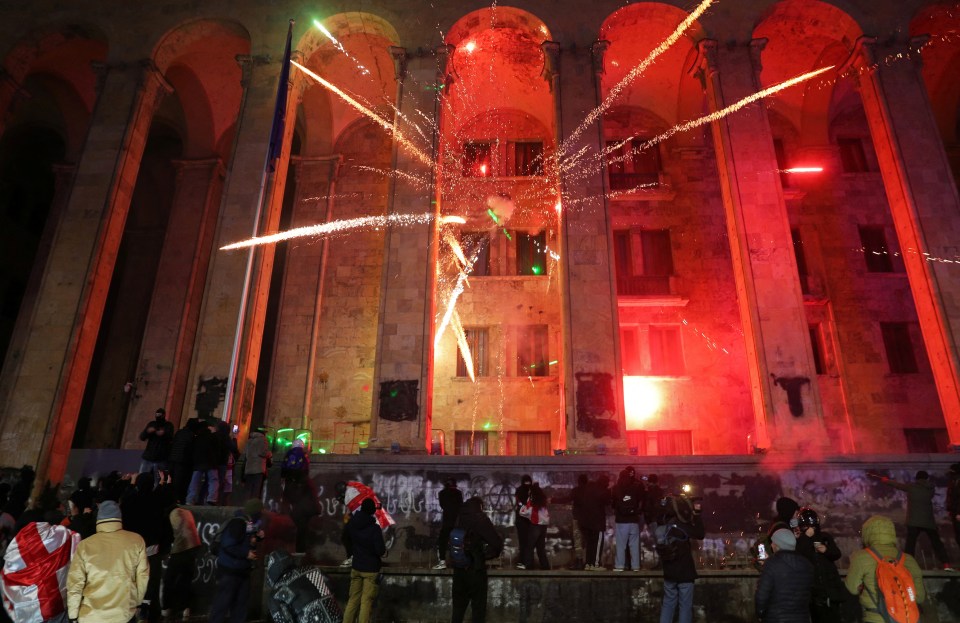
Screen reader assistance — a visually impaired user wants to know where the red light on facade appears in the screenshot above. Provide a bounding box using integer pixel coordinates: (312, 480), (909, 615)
(623, 376), (662, 429)
(779, 166), (823, 174)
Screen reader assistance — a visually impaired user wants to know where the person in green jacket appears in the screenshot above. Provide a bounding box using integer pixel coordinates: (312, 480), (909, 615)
(871, 470), (953, 570)
(845, 515), (926, 623)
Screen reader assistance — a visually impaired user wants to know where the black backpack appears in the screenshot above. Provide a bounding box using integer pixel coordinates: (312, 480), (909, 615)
(655, 522), (689, 563)
(209, 516), (244, 556)
(448, 527), (473, 569)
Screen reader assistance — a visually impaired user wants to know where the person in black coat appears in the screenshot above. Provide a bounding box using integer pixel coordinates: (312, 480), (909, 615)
(756, 529), (814, 623)
(582, 474), (611, 570)
(139, 408), (175, 479)
(513, 474), (533, 569)
(435, 477), (463, 569)
(794, 508), (847, 623)
(452, 496), (504, 623)
(167, 419), (197, 504)
(342, 498), (386, 623)
(657, 495), (705, 623)
(186, 422), (221, 505)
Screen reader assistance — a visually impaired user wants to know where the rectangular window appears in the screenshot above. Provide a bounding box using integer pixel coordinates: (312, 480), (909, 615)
(462, 141), (493, 177)
(619, 326), (642, 376)
(456, 327), (489, 378)
(461, 231), (491, 276)
(516, 231), (548, 276)
(791, 228), (809, 295)
(809, 324), (825, 375)
(881, 322), (918, 374)
(606, 138), (661, 190)
(838, 137), (869, 173)
(903, 428), (949, 454)
(649, 325), (684, 376)
(455, 431), (489, 456)
(512, 431), (551, 456)
(613, 229), (672, 295)
(657, 430), (693, 456)
(512, 141), (544, 176)
(858, 226), (894, 273)
(516, 325), (549, 376)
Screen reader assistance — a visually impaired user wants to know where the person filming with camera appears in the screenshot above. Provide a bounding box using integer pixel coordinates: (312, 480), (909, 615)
(656, 487), (705, 623)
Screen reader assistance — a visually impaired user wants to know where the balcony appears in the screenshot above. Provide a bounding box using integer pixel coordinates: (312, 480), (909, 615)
(616, 275), (672, 296)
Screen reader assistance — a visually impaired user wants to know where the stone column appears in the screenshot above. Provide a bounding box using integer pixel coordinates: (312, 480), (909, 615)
(849, 37), (960, 446)
(120, 157), (225, 442)
(184, 51), (298, 428)
(367, 48), (440, 453)
(0, 61), (171, 485)
(265, 155), (340, 429)
(553, 41), (627, 452)
(697, 40), (825, 452)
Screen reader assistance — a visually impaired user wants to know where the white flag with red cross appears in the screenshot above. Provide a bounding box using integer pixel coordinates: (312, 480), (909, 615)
(1, 522), (80, 623)
(344, 481), (395, 529)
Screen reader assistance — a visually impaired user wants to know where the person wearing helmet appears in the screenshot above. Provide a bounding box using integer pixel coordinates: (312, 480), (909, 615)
(794, 508), (846, 623)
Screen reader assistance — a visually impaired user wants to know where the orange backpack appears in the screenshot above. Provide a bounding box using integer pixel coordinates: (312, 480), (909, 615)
(864, 548), (920, 623)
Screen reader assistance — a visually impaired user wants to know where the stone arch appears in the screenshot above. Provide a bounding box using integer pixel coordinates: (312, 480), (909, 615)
(911, 5), (960, 148)
(753, 0), (864, 146)
(151, 19), (251, 159)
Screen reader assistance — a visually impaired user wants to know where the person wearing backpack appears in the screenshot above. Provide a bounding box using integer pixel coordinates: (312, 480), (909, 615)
(434, 477), (463, 570)
(845, 515), (925, 623)
(755, 529), (814, 622)
(657, 494), (705, 623)
(209, 499), (265, 623)
(794, 508), (849, 623)
(612, 466), (643, 571)
(451, 496), (503, 623)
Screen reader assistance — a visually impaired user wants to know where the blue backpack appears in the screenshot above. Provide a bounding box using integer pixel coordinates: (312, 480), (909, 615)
(448, 527), (473, 569)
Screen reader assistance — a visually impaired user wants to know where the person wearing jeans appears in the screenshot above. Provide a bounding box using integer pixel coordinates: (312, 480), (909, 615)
(612, 467), (643, 571)
(657, 495), (705, 623)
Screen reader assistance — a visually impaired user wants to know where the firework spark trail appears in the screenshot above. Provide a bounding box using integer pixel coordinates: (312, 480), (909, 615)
(291, 60), (434, 168)
(435, 267), (470, 349)
(559, 0), (715, 156)
(356, 165), (431, 189)
(451, 312), (476, 383)
(220, 213), (464, 250)
(313, 19), (372, 76)
(563, 65), (835, 174)
(444, 231), (469, 268)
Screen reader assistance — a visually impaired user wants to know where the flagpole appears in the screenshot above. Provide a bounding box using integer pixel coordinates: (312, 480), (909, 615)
(222, 19), (294, 422)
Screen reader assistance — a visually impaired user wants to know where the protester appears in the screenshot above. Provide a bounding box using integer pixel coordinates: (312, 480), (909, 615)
(280, 438), (309, 485)
(755, 529), (814, 623)
(657, 494), (705, 623)
(337, 481), (395, 567)
(139, 408), (174, 479)
(8, 466), (36, 519)
(872, 470), (953, 570)
(162, 505), (201, 623)
(451, 496), (503, 623)
(215, 421), (239, 505)
(209, 499), (265, 623)
(1, 521), (80, 623)
(167, 419), (197, 504)
(845, 515), (925, 623)
(551, 474), (590, 570)
(513, 474), (533, 569)
(612, 466), (643, 571)
(242, 427), (272, 501)
(66, 501), (148, 623)
(186, 421), (220, 505)
(793, 508), (846, 623)
(121, 473), (170, 623)
(342, 499), (386, 623)
(582, 474), (611, 570)
(519, 483), (550, 570)
(60, 499), (95, 541)
(948, 463), (960, 552)
(434, 477), (463, 570)
(643, 474), (663, 533)
(755, 497), (800, 569)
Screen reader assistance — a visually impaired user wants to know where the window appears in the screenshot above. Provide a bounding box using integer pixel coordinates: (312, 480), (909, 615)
(512, 141), (544, 176)
(838, 137), (869, 173)
(625, 430), (692, 456)
(619, 326), (642, 375)
(456, 327), (489, 377)
(881, 322), (918, 374)
(809, 324), (826, 375)
(774, 138), (790, 188)
(511, 431), (551, 456)
(460, 232), (491, 276)
(613, 229), (672, 295)
(903, 428), (949, 454)
(462, 141), (493, 177)
(649, 326), (684, 375)
(606, 138), (661, 190)
(791, 228), (809, 294)
(516, 325), (549, 376)
(455, 431), (489, 456)
(858, 226), (894, 273)
(516, 231), (548, 276)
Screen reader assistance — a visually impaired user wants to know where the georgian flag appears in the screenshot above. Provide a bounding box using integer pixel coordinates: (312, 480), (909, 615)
(1, 522), (80, 623)
(344, 481), (395, 530)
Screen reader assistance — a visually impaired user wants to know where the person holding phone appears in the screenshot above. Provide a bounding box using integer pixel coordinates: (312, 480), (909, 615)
(794, 508), (847, 623)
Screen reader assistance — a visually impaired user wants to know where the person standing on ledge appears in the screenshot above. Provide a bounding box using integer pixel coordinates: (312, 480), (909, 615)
(434, 477), (463, 570)
(139, 408), (174, 481)
(871, 470), (954, 571)
(342, 498), (386, 623)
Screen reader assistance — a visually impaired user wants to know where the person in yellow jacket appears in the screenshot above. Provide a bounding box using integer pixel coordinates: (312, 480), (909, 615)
(66, 501), (149, 623)
(844, 515), (926, 623)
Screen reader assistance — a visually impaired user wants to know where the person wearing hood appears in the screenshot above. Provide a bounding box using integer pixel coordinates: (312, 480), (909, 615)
(845, 515), (925, 623)
(451, 496), (503, 623)
(66, 501), (148, 623)
(167, 419), (197, 504)
(342, 499), (386, 623)
(612, 466), (643, 571)
(582, 474), (611, 570)
(657, 494), (705, 623)
(755, 528), (814, 622)
(756, 497), (800, 570)
(242, 428), (272, 501)
(209, 499), (265, 623)
(872, 470), (952, 570)
(139, 409), (174, 482)
(434, 477), (463, 570)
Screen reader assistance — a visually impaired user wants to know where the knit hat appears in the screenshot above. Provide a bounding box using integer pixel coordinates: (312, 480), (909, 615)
(244, 498), (264, 516)
(771, 528), (796, 551)
(775, 497), (800, 522)
(97, 500), (122, 522)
